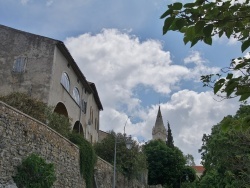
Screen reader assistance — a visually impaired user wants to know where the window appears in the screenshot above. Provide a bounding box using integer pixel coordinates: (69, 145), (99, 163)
(81, 100), (87, 113)
(73, 87), (80, 105)
(12, 57), (27, 73)
(61, 72), (70, 91)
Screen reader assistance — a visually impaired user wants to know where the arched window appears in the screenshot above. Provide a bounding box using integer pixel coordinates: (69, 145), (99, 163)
(73, 87), (80, 105)
(61, 72), (70, 91)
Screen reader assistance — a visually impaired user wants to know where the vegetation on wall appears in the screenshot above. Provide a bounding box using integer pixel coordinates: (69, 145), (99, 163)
(0, 92), (97, 188)
(69, 132), (97, 188)
(13, 153), (56, 188)
(0, 92), (71, 137)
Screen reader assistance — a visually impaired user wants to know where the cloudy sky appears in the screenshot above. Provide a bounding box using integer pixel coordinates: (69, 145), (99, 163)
(0, 0), (245, 164)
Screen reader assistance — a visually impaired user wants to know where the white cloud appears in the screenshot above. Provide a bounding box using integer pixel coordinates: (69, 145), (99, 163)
(46, 0), (54, 6)
(65, 29), (240, 164)
(20, 0), (29, 5)
(184, 51), (206, 66)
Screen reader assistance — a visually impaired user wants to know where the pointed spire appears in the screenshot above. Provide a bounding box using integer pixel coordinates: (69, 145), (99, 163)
(152, 105), (167, 141)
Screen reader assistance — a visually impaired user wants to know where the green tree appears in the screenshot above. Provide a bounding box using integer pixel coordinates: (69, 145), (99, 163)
(94, 131), (147, 180)
(198, 105), (250, 187)
(161, 0), (250, 101)
(167, 122), (174, 148)
(185, 154), (195, 166)
(143, 140), (186, 186)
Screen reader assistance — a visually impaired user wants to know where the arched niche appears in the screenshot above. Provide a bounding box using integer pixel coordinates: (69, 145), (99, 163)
(54, 102), (68, 118)
(73, 121), (84, 134)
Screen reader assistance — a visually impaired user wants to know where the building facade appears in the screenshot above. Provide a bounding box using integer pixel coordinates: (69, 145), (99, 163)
(0, 24), (103, 143)
(152, 106), (167, 142)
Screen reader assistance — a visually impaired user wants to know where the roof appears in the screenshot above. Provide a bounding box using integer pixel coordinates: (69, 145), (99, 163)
(88, 82), (103, 110)
(192, 166), (205, 173)
(154, 106), (166, 129)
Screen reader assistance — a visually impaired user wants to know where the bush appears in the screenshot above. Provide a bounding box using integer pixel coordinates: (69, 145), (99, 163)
(0, 92), (71, 137)
(13, 153), (56, 188)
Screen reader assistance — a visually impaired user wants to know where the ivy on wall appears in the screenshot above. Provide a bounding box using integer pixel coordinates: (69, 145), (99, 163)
(69, 132), (97, 188)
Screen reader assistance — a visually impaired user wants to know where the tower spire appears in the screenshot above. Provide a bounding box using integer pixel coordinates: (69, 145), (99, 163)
(152, 105), (167, 141)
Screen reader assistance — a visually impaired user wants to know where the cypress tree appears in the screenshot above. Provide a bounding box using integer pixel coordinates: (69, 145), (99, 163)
(167, 122), (174, 148)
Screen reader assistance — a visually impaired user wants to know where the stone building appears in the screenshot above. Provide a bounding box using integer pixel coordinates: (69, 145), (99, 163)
(152, 106), (167, 142)
(0, 24), (103, 143)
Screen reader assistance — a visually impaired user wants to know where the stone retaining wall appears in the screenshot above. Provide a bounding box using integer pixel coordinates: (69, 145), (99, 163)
(95, 157), (148, 188)
(0, 101), (85, 188)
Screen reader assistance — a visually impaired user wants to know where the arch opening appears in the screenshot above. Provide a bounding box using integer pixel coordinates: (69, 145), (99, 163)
(73, 121), (84, 135)
(54, 102), (68, 118)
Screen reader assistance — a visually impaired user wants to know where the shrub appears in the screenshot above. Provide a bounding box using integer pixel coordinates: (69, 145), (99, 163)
(13, 153), (56, 188)
(0, 92), (71, 137)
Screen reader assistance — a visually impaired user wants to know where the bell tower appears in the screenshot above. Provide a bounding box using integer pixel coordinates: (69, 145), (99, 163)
(152, 106), (167, 141)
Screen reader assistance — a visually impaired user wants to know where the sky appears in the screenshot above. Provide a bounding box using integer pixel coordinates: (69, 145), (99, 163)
(0, 0), (245, 164)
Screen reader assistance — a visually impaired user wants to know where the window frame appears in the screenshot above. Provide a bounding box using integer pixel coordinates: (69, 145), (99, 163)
(60, 72), (70, 92)
(12, 57), (27, 73)
(73, 87), (80, 105)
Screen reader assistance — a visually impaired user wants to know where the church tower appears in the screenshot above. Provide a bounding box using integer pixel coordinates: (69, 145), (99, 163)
(152, 106), (167, 141)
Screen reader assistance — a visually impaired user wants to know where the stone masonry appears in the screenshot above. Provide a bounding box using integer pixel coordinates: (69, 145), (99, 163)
(95, 157), (148, 188)
(0, 101), (85, 188)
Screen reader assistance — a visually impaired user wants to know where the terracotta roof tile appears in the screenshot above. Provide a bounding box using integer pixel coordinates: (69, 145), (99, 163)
(192, 166), (205, 173)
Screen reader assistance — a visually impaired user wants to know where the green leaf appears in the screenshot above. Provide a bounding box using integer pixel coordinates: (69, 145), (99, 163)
(225, 29), (233, 39)
(183, 3), (195, 8)
(204, 37), (212, 45)
(203, 24), (213, 38)
(160, 9), (173, 19)
(195, 21), (205, 34)
(175, 19), (186, 30)
(172, 2), (182, 10)
(218, 30), (223, 38)
(214, 79), (225, 94)
(239, 93), (250, 101)
(235, 62), (247, 70)
(163, 17), (175, 35)
(241, 39), (250, 52)
(183, 36), (189, 45)
(226, 73), (233, 79)
(191, 37), (199, 47)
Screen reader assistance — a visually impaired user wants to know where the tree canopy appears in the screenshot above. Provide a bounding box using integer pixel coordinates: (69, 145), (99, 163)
(167, 122), (174, 148)
(198, 105), (250, 187)
(94, 131), (147, 180)
(143, 140), (190, 186)
(161, 0), (250, 101)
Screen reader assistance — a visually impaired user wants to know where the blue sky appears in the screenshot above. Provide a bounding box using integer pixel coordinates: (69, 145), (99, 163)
(0, 0), (243, 164)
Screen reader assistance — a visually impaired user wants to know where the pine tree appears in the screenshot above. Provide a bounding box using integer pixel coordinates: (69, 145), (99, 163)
(167, 122), (174, 148)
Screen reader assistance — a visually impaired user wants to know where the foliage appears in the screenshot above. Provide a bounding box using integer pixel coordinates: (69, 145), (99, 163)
(68, 132), (97, 188)
(185, 154), (196, 166)
(161, 0), (250, 101)
(0, 92), (47, 123)
(198, 105), (250, 187)
(143, 140), (186, 186)
(13, 153), (56, 188)
(0, 92), (71, 137)
(94, 131), (148, 180)
(167, 122), (174, 148)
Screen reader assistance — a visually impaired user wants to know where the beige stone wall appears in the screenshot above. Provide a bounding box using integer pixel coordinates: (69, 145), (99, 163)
(0, 101), (85, 188)
(95, 157), (148, 188)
